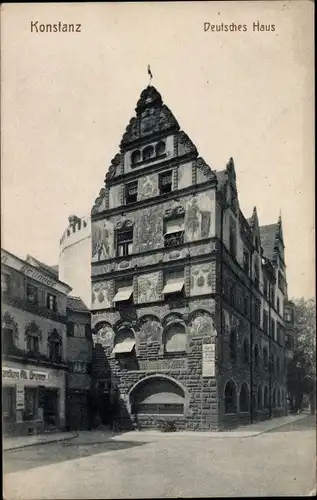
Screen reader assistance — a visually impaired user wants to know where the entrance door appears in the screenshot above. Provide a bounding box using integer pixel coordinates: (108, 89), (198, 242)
(43, 389), (59, 430)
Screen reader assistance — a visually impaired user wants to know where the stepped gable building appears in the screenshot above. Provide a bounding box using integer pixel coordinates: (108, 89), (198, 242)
(1, 249), (71, 436)
(90, 84), (288, 431)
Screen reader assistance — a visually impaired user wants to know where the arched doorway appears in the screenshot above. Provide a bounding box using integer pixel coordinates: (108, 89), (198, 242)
(129, 376), (185, 420)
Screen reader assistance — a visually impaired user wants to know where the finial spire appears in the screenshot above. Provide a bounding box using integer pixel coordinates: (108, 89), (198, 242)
(147, 64), (153, 86)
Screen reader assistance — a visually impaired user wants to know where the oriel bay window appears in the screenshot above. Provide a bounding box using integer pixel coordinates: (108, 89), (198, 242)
(162, 269), (184, 297)
(164, 217), (184, 248)
(159, 170), (173, 195)
(116, 228), (133, 257)
(125, 181), (138, 204)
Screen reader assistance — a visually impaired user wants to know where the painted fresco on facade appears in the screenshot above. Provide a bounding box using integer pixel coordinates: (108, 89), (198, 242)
(92, 220), (114, 262)
(109, 185), (122, 209)
(135, 207), (163, 252)
(178, 162), (193, 190)
(139, 319), (163, 343)
(190, 263), (214, 296)
(91, 281), (112, 309)
(190, 314), (217, 338)
(137, 272), (160, 304)
(138, 174), (158, 201)
(92, 324), (114, 348)
(185, 191), (215, 242)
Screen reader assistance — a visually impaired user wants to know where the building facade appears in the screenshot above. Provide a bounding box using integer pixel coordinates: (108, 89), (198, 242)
(87, 85), (289, 431)
(1, 250), (71, 436)
(66, 296), (92, 430)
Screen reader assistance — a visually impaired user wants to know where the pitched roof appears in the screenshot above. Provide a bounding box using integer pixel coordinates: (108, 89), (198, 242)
(67, 296), (90, 313)
(25, 255), (59, 279)
(259, 224), (278, 261)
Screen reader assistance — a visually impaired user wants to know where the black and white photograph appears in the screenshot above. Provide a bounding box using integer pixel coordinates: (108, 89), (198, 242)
(1, 1), (315, 498)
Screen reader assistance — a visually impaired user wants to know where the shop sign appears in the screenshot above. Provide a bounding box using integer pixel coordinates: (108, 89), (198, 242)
(202, 343), (215, 377)
(2, 367), (50, 382)
(16, 386), (25, 410)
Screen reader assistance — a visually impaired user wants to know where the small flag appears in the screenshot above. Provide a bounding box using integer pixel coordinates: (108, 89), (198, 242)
(147, 65), (153, 79)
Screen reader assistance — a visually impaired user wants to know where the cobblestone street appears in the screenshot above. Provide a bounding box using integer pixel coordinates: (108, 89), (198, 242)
(3, 416), (316, 499)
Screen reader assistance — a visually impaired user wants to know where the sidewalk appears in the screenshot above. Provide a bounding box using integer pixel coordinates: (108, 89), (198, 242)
(3, 431), (78, 451)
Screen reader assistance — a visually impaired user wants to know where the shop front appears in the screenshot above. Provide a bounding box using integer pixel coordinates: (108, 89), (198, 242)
(2, 362), (66, 436)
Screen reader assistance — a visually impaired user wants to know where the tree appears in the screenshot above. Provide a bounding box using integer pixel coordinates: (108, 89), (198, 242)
(287, 297), (316, 413)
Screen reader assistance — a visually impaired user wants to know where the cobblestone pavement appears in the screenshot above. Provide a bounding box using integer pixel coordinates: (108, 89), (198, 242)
(3, 416), (316, 499)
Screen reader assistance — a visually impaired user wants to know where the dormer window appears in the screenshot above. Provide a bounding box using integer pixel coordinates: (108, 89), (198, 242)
(159, 170), (173, 195)
(164, 217), (185, 248)
(155, 141), (166, 156)
(125, 181), (138, 204)
(131, 150), (141, 165)
(142, 145), (154, 161)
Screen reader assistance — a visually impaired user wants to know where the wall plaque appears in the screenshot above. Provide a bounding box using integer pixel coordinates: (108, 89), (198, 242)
(202, 343), (215, 377)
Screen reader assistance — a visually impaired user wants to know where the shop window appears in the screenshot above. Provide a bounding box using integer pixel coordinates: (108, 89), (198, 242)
(26, 283), (38, 305)
(254, 344), (259, 367)
(229, 329), (237, 361)
(155, 141), (166, 156)
(125, 181), (138, 204)
(113, 279), (134, 305)
(3, 386), (16, 422)
(243, 339), (249, 363)
(142, 145), (154, 161)
(224, 380), (237, 414)
(263, 386), (269, 409)
(159, 170), (172, 195)
(47, 293), (57, 312)
(257, 385), (262, 410)
(239, 382), (250, 412)
(131, 150), (141, 165)
(162, 269), (184, 297)
(1, 273), (11, 294)
(24, 388), (38, 421)
(116, 228), (133, 257)
(243, 250), (250, 275)
(164, 217), (185, 248)
(164, 323), (186, 353)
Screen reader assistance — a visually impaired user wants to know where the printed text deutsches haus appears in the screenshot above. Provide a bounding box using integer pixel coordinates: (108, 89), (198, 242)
(204, 22), (275, 32)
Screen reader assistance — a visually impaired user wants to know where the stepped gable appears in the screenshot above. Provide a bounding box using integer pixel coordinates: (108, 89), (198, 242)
(120, 85), (180, 149)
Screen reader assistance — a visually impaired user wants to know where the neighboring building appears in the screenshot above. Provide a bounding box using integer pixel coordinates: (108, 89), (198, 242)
(59, 214), (91, 309)
(1, 249), (71, 436)
(66, 296), (92, 430)
(88, 84), (289, 431)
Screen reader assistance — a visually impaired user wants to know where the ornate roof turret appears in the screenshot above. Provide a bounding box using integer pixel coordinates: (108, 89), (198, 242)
(135, 85), (163, 116)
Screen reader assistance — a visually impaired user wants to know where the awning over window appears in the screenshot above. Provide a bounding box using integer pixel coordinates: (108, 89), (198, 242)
(162, 281), (184, 294)
(164, 219), (184, 235)
(113, 286), (133, 303)
(112, 339), (135, 354)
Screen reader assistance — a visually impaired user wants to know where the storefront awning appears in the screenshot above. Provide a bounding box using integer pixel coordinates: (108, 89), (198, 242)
(162, 281), (184, 294)
(113, 287), (133, 303)
(164, 219), (184, 235)
(112, 339), (135, 354)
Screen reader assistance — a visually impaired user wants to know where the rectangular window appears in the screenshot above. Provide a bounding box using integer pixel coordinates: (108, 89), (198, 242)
(284, 310), (293, 323)
(263, 311), (269, 335)
(159, 170), (173, 195)
(229, 220), (237, 258)
(162, 269), (184, 295)
(277, 297), (280, 315)
(49, 342), (61, 362)
(26, 284), (38, 305)
(72, 362), (88, 374)
(243, 251), (249, 275)
(271, 318), (276, 340)
(47, 293), (57, 312)
(116, 228), (133, 257)
(164, 217), (184, 248)
(263, 277), (268, 299)
(27, 335), (39, 353)
(254, 261), (259, 289)
(1, 273), (11, 294)
(24, 388), (38, 421)
(125, 181), (138, 204)
(253, 300), (261, 326)
(67, 323), (74, 337)
(74, 324), (86, 338)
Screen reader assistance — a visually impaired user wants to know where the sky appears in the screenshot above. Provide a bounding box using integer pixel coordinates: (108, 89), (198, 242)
(1, 1), (314, 299)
